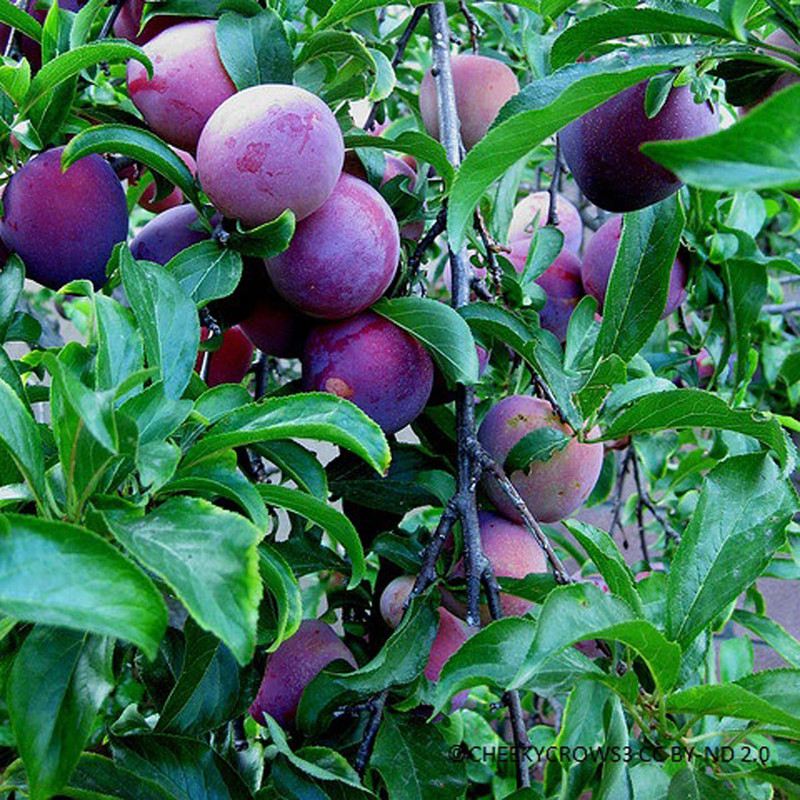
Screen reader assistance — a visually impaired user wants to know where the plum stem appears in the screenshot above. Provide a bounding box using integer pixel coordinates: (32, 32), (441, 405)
(363, 6), (426, 132)
(547, 135), (561, 227)
(98, 0), (128, 41)
(458, 0), (483, 54)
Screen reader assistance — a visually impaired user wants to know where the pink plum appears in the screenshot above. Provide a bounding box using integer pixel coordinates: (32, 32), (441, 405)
(507, 191), (583, 254)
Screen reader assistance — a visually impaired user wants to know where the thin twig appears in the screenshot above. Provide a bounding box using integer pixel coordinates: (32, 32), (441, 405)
(531, 374), (568, 426)
(408, 205), (446, 282)
(98, 0), (127, 40)
(458, 0), (482, 53)
(355, 689), (388, 777)
(474, 444), (572, 585)
(254, 353), (268, 400)
(629, 451), (681, 544)
(763, 300), (800, 314)
(474, 208), (508, 289)
(631, 454), (651, 571)
(547, 135), (562, 226)
(232, 716), (248, 751)
(608, 449), (633, 547)
(4, 0), (34, 59)
(363, 6), (426, 131)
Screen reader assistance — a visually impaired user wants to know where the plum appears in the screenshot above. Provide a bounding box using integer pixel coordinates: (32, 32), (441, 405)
(126, 20), (236, 152)
(560, 79), (718, 212)
(426, 607), (471, 710)
(266, 173), (399, 319)
(507, 243), (585, 342)
(129, 204), (210, 265)
(113, 0), (186, 45)
(249, 619), (356, 730)
(138, 147), (196, 214)
(303, 311), (433, 434)
(0, 147), (127, 290)
(419, 54), (519, 150)
(443, 511), (546, 623)
(196, 84), (345, 227)
(581, 216), (687, 317)
(741, 29), (800, 111)
(379, 575), (417, 629)
(507, 191), (583, 254)
(195, 326), (254, 388)
(478, 395), (604, 523)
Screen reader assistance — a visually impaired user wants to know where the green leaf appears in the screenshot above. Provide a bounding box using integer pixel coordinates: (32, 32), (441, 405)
(226, 209), (296, 259)
(62, 125), (200, 207)
(0, 255), (24, 343)
(21, 40), (151, 113)
(722, 259), (768, 387)
(121, 249), (200, 401)
(69, 0), (109, 48)
(0, 349), (29, 412)
(259, 542), (303, 650)
(297, 29), (375, 68)
(95, 295), (144, 394)
(0, 0), (43, 42)
(317, 0), (427, 29)
(666, 671), (800, 732)
(504, 428), (570, 473)
(595, 197), (685, 362)
(0, 514), (167, 658)
(574, 354), (626, 418)
(181, 393), (390, 476)
(732, 609), (800, 668)
(601, 389), (795, 471)
(156, 618), (241, 736)
(111, 734), (253, 800)
(0, 377), (47, 511)
(564, 520), (644, 615)
(343, 131), (454, 188)
(368, 47), (395, 102)
(258, 484), (365, 587)
(371, 712), (467, 800)
(373, 296), (479, 386)
(162, 450), (270, 531)
(550, 3), (733, 70)
(216, 8), (293, 91)
(666, 454), (798, 648)
(8, 627), (113, 800)
(255, 441), (328, 500)
(104, 497), (262, 664)
(641, 82), (800, 192)
(59, 753), (174, 800)
(448, 44), (748, 248)
(503, 584), (681, 696)
(166, 241), (243, 309)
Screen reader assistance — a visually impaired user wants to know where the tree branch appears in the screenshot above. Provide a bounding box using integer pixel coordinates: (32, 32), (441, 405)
(547, 135), (562, 226)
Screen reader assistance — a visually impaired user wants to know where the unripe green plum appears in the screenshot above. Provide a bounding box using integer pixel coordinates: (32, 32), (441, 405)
(581, 216), (687, 317)
(126, 20), (236, 152)
(197, 84), (345, 227)
(266, 174), (399, 319)
(444, 511), (546, 623)
(195, 326), (254, 388)
(560, 80), (718, 212)
(478, 395), (604, 523)
(419, 54), (519, 150)
(507, 243), (585, 342)
(508, 191), (583, 254)
(0, 147), (127, 290)
(303, 311), (433, 434)
(138, 148), (196, 214)
(249, 619), (356, 729)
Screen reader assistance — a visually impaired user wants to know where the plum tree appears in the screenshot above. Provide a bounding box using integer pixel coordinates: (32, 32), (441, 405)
(137, 148), (196, 214)
(507, 191), (583, 254)
(113, 0), (186, 45)
(249, 620), (356, 729)
(266, 173), (400, 319)
(478, 395), (604, 523)
(443, 511), (546, 623)
(126, 20), (237, 152)
(560, 79), (719, 212)
(581, 216), (687, 316)
(129, 204), (211, 265)
(195, 326), (254, 388)
(303, 311), (433, 434)
(0, 147), (127, 290)
(507, 243), (585, 342)
(419, 54), (519, 150)
(197, 84), (345, 227)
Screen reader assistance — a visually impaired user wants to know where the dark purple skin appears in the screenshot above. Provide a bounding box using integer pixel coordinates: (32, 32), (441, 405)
(581, 216), (687, 317)
(0, 147), (127, 290)
(129, 204), (210, 265)
(560, 80), (719, 212)
(113, 0), (187, 46)
(266, 173), (400, 319)
(239, 291), (311, 359)
(507, 243), (585, 342)
(250, 620), (356, 730)
(303, 312), (434, 434)
(0, 1), (86, 70)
